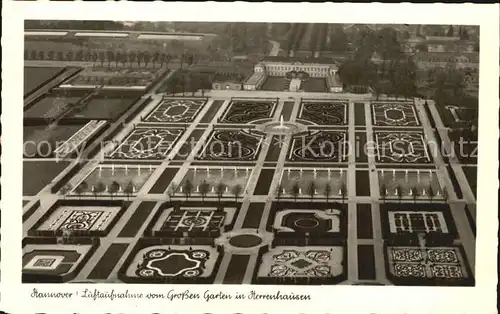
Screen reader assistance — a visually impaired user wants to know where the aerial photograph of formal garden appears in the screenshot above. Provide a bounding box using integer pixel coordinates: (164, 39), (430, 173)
(22, 20), (478, 286)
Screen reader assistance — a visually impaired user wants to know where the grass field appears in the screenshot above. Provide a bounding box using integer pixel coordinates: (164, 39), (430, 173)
(302, 78), (327, 93)
(260, 76), (287, 91)
(23, 160), (71, 196)
(24, 95), (82, 120)
(23, 124), (85, 158)
(64, 96), (138, 121)
(24, 66), (65, 96)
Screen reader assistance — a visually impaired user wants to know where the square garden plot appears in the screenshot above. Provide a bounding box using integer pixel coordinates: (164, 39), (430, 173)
(107, 127), (184, 160)
(269, 202), (347, 239)
(28, 200), (127, 237)
(288, 130), (347, 162)
(119, 240), (222, 284)
(380, 203), (457, 241)
(219, 100), (277, 124)
(374, 131), (431, 164)
(197, 129), (264, 161)
(144, 98), (206, 123)
(22, 237), (99, 283)
(255, 245), (347, 285)
(297, 101), (347, 125)
(144, 201), (239, 237)
(371, 102), (420, 127)
(23, 160), (71, 196)
(385, 245), (473, 286)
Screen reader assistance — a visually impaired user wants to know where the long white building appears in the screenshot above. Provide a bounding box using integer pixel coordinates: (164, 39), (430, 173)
(244, 56), (343, 93)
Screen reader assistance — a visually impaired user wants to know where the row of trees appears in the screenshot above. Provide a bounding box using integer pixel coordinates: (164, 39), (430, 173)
(25, 48), (196, 69)
(60, 180), (136, 200)
(283, 24), (349, 56)
(165, 180), (243, 202)
(162, 71), (212, 96)
(214, 23), (269, 54)
(380, 183), (448, 204)
(275, 181), (348, 204)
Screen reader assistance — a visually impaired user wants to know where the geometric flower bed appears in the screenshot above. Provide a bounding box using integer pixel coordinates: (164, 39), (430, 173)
(288, 130), (347, 162)
(121, 244), (222, 284)
(28, 200), (127, 237)
(107, 127), (184, 159)
(371, 102), (420, 127)
(220, 100), (277, 124)
(385, 245), (473, 286)
(298, 101), (347, 125)
(145, 203), (239, 238)
(197, 129), (264, 161)
(380, 203), (457, 241)
(255, 245), (346, 285)
(22, 238), (99, 283)
(144, 98), (206, 123)
(375, 131), (431, 163)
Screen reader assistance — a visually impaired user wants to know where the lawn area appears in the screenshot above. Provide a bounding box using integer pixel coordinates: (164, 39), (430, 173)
(23, 160), (71, 196)
(24, 95), (82, 120)
(302, 78), (327, 93)
(23, 124), (85, 158)
(260, 76), (287, 91)
(24, 66), (65, 96)
(64, 96), (138, 121)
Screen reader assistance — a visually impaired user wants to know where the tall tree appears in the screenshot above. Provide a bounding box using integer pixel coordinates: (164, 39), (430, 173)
(276, 183), (284, 202)
(339, 182), (347, 205)
(330, 26), (349, 52)
(427, 185), (435, 203)
(182, 179), (193, 201)
(411, 187), (419, 204)
(199, 180), (210, 202)
(124, 181), (135, 201)
(215, 182), (227, 203)
(447, 25), (454, 37)
(323, 183), (332, 203)
(307, 181), (316, 201)
(380, 183), (388, 204)
(291, 182), (300, 202)
(395, 184), (403, 204)
(231, 184), (243, 202)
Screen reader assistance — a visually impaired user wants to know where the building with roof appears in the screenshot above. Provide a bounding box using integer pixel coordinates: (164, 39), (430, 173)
(244, 56), (343, 93)
(211, 73), (244, 90)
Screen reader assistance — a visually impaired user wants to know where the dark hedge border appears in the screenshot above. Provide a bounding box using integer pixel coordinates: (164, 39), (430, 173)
(22, 199), (41, 223)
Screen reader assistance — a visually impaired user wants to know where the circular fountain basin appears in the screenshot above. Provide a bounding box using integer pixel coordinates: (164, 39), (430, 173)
(257, 120), (306, 136)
